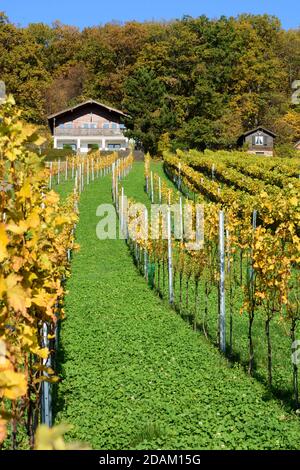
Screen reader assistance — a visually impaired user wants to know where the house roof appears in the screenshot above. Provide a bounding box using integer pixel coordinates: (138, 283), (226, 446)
(241, 126), (277, 138)
(47, 99), (128, 120)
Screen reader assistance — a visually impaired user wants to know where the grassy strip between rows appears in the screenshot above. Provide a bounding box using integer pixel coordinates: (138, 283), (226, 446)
(55, 164), (300, 450)
(52, 178), (76, 201)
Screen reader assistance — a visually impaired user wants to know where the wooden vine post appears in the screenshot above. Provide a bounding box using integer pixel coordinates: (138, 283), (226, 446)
(41, 323), (51, 427)
(144, 208), (148, 280)
(248, 209), (257, 375)
(49, 162), (52, 189)
(57, 159), (61, 185)
(219, 210), (226, 353)
(150, 171), (154, 203)
(112, 162), (116, 202)
(158, 176), (162, 204)
(65, 157), (68, 181)
(167, 205), (174, 305)
(179, 196), (183, 241)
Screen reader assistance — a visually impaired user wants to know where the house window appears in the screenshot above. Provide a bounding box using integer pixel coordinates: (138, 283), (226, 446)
(80, 122), (98, 129)
(103, 122), (110, 129)
(254, 133), (264, 145)
(59, 124), (64, 128)
(119, 124), (126, 130)
(107, 143), (121, 149)
(65, 122), (73, 128)
(111, 122), (118, 129)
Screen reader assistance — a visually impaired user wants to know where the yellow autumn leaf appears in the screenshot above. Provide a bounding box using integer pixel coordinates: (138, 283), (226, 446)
(39, 254), (52, 271)
(17, 181), (31, 201)
(19, 325), (49, 359)
(44, 191), (60, 207)
(19, 324), (35, 345)
(11, 256), (24, 272)
(0, 419), (7, 444)
(6, 220), (28, 234)
(31, 347), (49, 360)
(5, 274), (27, 314)
(26, 210), (40, 229)
(5, 149), (18, 161)
(55, 215), (69, 226)
(28, 272), (38, 282)
(32, 290), (54, 308)
(20, 122), (47, 147)
(34, 424), (90, 450)
(0, 369), (27, 400)
(34, 135), (47, 146)
(255, 292), (266, 300)
(34, 424), (72, 450)
(32, 364), (55, 374)
(289, 197), (298, 207)
(34, 375), (59, 385)
(0, 223), (8, 262)
(20, 122), (37, 138)
(0, 277), (5, 298)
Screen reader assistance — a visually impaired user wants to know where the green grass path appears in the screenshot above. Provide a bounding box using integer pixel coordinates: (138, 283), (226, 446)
(55, 164), (300, 450)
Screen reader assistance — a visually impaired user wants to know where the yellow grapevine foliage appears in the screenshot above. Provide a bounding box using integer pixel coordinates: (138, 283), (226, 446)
(34, 424), (90, 450)
(163, 151), (300, 230)
(144, 152), (150, 180)
(162, 151), (299, 294)
(116, 153), (134, 180)
(155, 151), (300, 390)
(47, 151), (120, 180)
(0, 96), (78, 447)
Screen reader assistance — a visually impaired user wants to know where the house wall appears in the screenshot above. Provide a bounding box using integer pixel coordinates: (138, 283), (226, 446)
(57, 112), (120, 129)
(54, 136), (128, 152)
(244, 131), (274, 149)
(243, 130), (274, 156)
(247, 150), (273, 157)
(51, 102), (129, 152)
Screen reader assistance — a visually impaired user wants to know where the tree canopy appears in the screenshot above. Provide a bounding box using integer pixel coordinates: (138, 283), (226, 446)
(0, 13), (299, 152)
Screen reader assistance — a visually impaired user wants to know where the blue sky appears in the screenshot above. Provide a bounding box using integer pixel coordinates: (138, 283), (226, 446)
(1, 0), (299, 29)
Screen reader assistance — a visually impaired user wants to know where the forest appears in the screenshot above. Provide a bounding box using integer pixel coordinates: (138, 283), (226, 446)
(1, 7), (300, 452)
(0, 11), (300, 153)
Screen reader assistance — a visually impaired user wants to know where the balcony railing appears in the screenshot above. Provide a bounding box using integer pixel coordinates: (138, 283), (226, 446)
(54, 128), (125, 137)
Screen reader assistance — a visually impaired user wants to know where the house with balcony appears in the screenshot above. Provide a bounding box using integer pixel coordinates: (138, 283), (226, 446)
(238, 126), (276, 156)
(47, 99), (129, 153)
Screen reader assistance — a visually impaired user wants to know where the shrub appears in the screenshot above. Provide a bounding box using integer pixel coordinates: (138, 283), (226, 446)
(274, 143), (299, 158)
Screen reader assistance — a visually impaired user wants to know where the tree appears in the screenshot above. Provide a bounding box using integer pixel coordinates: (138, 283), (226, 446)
(0, 22), (50, 122)
(229, 15), (288, 128)
(122, 68), (172, 154)
(44, 62), (90, 115)
(273, 109), (300, 144)
(0, 12), (296, 149)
